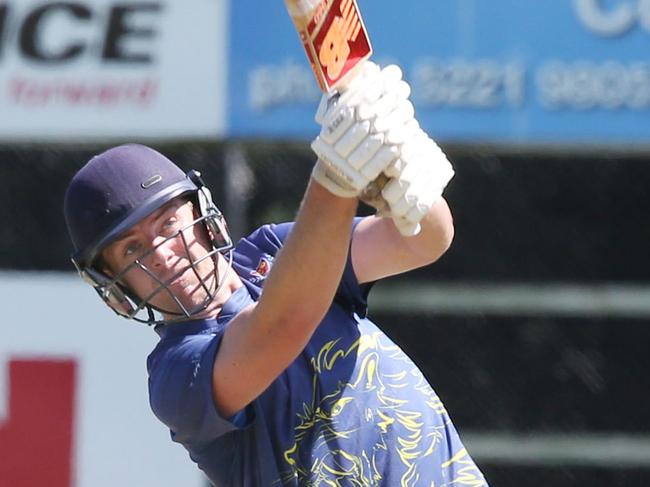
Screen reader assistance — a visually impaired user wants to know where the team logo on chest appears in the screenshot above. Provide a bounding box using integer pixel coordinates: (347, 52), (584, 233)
(249, 254), (274, 282)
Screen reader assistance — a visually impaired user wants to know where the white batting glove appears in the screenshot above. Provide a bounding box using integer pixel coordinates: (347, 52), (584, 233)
(310, 62), (410, 197)
(381, 128), (455, 236)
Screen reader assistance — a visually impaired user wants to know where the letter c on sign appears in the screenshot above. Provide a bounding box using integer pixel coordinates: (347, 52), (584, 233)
(20, 2), (91, 62)
(573, 0), (636, 36)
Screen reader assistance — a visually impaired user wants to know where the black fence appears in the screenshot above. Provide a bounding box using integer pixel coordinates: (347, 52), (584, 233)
(2, 142), (649, 280)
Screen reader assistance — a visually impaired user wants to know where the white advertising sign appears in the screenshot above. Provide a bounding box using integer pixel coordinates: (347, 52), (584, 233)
(0, 0), (228, 141)
(0, 272), (206, 487)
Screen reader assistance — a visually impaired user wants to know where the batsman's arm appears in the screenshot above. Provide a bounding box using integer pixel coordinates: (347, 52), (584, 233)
(212, 181), (357, 417)
(351, 197), (454, 284)
(211, 61), (407, 418)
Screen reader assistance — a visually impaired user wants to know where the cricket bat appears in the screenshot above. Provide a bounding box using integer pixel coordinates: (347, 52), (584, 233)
(283, 0), (372, 92)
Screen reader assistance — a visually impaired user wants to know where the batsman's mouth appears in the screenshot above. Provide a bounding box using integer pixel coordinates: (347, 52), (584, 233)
(166, 264), (215, 295)
(164, 265), (198, 289)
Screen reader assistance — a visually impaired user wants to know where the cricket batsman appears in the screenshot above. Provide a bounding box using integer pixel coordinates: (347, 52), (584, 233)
(63, 62), (488, 486)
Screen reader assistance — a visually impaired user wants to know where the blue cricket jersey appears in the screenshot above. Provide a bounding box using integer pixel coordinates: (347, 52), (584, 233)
(147, 221), (488, 486)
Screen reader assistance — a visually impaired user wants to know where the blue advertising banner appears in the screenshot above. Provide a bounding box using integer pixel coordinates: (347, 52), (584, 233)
(229, 0), (650, 144)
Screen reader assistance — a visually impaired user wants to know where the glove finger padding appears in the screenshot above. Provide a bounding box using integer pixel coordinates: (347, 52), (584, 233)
(383, 120), (424, 178)
(335, 120), (373, 158)
(382, 160), (427, 216)
(348, 133), (384, 169)
(311, 139), (370, 196)
(360, 145), (400, 180)
(320, 63), (409, 140)
(358, 75), (410, 121)
(358, 82), (409, 121)
(384, 119), (421, 153)
(314, 61), (382, 125)
(318, 100), (356, 146)
(311, 162), (359, 198)
(311, 62), (412, 197)
(338, 61), (383, 106)
(381, 132), (432, 207)
(315, 63), (383, 146)
(373, 99), (415, 134)
(401, 171), (440, 222)
(380, 135), (455, 234)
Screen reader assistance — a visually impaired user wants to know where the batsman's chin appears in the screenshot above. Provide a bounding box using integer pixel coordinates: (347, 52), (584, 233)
(151, 276), (212, 314)
(173, 280), (214, 307)
(157, 292), (217, 321)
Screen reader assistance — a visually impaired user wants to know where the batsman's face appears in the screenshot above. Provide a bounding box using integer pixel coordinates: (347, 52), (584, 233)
(102, 198), (218, 317)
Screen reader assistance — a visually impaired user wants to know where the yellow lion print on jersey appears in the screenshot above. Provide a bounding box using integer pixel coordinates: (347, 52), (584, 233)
(279, 332), (487, 486)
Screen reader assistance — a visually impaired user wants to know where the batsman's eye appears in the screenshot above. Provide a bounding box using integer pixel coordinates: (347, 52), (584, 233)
(123, 241), (142, 258)
(161, 217), (181, 236)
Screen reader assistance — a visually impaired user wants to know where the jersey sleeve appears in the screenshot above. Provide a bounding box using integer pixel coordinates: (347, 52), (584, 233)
(335, 234), (374, 318)
(148, 332), (252, 447)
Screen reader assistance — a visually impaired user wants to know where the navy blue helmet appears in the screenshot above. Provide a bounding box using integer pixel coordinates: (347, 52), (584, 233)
(64, 144), (233, 324)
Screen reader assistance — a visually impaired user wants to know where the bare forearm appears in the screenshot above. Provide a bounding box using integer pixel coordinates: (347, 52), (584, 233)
(403, 197), (454, 262)
(254, 180), (357, 333)
(352, 197), (454, 283)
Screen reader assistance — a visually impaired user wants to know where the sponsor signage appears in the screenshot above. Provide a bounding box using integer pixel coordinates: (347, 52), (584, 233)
(229, 0), (650, 144)
(0, 273), (205, 486)
(0, 0), (228, 140)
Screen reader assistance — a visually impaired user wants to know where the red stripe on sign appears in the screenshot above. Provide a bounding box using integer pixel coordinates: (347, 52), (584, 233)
(0, 359), (77, 487)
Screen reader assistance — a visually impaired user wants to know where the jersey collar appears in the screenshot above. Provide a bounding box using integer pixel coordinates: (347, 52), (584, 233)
(154, 285), (253, 339)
